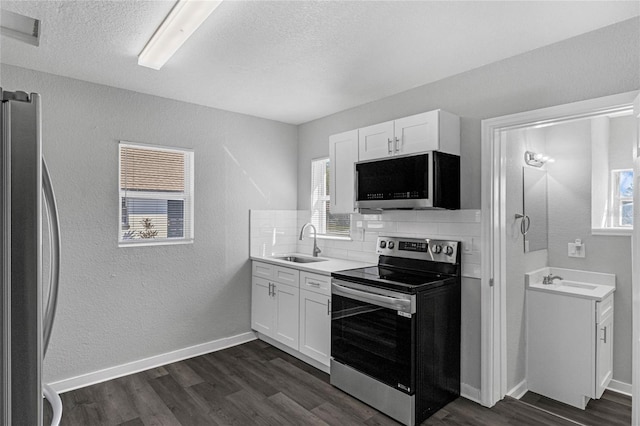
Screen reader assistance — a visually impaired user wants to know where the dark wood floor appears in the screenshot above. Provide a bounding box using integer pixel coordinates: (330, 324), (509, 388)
(45, 340), (631, 425)
(520, 389), (631, 426)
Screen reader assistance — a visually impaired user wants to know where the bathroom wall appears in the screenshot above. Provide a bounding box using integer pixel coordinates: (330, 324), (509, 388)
(504, 128), (548, 393)
(250, 208), (482, 394)
(546, 116), (635, 387)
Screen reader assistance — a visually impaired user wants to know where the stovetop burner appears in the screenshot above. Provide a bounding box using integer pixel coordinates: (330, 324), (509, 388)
(331, 236), (461, 294)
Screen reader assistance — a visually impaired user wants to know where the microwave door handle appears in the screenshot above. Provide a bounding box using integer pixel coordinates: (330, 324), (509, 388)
(353, 169), (358, 211)
(332, 282), (412, 313)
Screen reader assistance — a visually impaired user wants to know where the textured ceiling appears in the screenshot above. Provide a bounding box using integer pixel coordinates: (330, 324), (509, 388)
(1, 1), (638, 124)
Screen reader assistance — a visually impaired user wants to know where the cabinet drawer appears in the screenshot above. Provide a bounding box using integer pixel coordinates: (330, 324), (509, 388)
(253, 261), (275, 279)
(597, 295), (614, 323)
(300, 271), (331, 296)
(273, 265), (299, 287)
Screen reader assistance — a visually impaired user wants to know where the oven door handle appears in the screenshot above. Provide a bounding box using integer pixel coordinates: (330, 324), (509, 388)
(332, 282), (413, 314)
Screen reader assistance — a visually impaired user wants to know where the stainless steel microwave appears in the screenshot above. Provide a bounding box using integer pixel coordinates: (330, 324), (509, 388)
(355, 151), (460, 210)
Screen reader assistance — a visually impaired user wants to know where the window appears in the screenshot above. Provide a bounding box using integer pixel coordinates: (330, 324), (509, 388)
(611, 169), (633, 228)
(311, 158), (350, 238)
(119, 142), (194, 246)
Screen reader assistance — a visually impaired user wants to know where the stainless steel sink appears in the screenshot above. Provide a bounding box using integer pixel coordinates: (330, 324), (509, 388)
(274, 256), (326, 263)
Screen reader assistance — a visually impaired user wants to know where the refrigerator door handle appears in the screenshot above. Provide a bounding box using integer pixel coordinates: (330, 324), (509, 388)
(42, 159), (60, 355)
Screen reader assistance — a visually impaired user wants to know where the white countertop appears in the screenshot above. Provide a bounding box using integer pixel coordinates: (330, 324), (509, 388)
(525, 267), (615, 301)
(526, 280), (615, 301)
(250, 253), (375, 276)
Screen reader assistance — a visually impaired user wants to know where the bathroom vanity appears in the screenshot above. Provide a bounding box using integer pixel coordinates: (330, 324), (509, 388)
(525, 267), (615, 409)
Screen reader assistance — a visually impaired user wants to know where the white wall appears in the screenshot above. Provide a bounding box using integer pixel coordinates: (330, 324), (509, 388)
(1, 64), (298, 384)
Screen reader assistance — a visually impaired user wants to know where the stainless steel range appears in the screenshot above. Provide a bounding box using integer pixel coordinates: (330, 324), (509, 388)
(330, 236), (461, 426)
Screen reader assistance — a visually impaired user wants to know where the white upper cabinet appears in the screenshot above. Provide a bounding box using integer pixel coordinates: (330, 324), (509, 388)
(357, 121), (395, 161)
(358, 110), (460, 161)
(329, 129), (359, 214)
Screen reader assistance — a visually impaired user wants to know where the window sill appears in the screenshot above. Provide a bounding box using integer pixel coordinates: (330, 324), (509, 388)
(118, 238), (194, 248)
(592, 227), (632, 237)
(316, 234), (352, 241)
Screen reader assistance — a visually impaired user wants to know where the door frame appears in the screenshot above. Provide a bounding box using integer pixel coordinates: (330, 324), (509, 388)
(479, 91), (639, 408)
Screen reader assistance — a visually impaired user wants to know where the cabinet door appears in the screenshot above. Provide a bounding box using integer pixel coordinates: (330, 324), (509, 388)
(596, 312), (613, 398)
(329, 129), (358, 213)
(273, 282), (300, 349)
(251, 276), (273, 336)
(394, 110), (439, 155)
(299, 290), (331, 366)
(358, 121), (394, 161)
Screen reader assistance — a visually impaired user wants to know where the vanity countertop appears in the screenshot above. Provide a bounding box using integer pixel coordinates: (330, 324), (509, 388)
(525, 267), (615, 301)
(250, 254), (376, 276)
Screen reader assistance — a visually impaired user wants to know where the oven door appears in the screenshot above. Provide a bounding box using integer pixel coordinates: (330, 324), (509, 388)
(331, 279), (415, 394)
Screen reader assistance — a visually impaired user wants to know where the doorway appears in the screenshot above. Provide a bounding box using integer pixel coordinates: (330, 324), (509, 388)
(479, 91), (639, 417)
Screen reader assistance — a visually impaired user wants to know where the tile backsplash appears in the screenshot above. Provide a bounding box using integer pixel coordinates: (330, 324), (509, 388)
(250, 209), (481, 278)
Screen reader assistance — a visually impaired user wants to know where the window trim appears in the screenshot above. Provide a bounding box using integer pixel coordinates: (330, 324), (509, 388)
(310, 157), (351, 239)
(118, 141), (195, 247)
(610, 168), (633, 229)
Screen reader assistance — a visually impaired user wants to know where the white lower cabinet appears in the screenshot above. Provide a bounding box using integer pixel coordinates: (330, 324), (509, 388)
(299, 273), (331, 365)
(251, 262), (300, 350)
(527, 291), (614, 409)
(251, 262), (332, 369)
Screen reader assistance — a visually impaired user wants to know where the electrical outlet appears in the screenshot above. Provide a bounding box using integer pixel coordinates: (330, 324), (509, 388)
(568, 241), (585, 258)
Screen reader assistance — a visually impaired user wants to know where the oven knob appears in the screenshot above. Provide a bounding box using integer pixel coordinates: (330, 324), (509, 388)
(432, 244), (442, 254)
(445, 245), (454, 256)
(388, 241), (395, 249)
(379, 240), (387, 249)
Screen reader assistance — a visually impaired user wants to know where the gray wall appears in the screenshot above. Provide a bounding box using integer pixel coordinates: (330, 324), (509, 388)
(504, 128), (548, 393)
(1, 64), (298, 383)
(296, 17), (640, 211)
(296, 17), (639, 392)
(546, 117), (635, 385)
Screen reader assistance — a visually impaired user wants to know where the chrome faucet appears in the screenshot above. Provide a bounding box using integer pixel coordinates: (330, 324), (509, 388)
(299, 223), (321, 257)
(542, 274), (563, 285)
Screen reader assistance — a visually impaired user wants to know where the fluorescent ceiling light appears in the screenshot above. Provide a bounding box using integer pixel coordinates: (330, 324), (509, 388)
(138, 0), (222, 70)
(1, 10), (40, 47)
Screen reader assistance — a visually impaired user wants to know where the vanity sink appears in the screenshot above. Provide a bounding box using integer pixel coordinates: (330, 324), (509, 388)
(273, 255), (327, 264)
(559, 281), (598, 291)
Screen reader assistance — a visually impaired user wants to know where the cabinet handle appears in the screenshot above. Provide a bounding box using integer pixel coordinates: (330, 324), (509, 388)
(308, 280), (321, 287)
(327, 299), (331, 315)
(394, 136), (400, 153)
(601, 326), (607, 343)
(269, 282), (275, 297)
(387, 138), (393, 154)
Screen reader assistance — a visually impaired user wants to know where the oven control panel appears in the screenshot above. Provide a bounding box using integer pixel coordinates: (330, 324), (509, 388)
(376, 236), (459, 263)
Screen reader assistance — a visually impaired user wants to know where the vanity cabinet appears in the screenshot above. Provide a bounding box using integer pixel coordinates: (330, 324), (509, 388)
(527, 291), (614, 409)
(329, 129), (358, 214)
(251, 262), (300, 349)
(299, 272), (332, 366)
(357, 110), (460, 161)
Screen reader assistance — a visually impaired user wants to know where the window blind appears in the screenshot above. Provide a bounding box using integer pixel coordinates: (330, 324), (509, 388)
(311, 158), (350, 237)
(119, 143), (194, 245)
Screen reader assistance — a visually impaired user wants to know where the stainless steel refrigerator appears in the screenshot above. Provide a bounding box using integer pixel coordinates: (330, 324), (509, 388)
(1, 89), (62, 425)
